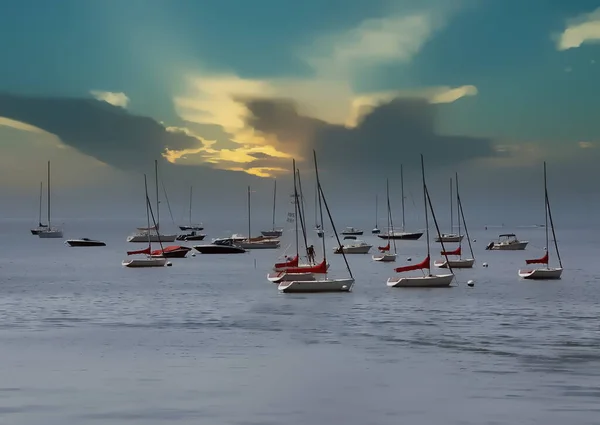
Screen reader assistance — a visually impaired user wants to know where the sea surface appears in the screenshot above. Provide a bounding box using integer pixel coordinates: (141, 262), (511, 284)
(1, 219), (599, 425)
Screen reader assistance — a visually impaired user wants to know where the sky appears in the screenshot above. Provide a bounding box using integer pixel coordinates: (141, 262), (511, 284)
(1, 0), (600, 227)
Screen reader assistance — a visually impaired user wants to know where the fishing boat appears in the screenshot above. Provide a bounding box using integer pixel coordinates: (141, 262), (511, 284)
(38, 161), (63, 239)
(518, 162), (563, 280)
(435, 173), (475, 268)
(435, 178), (464, 243)
(485, 234), (528, 250)
(378, 164), (423, 240)
(387, 155), (454, 288)
(65, 238), (106, 247)
(373, 179), (397, 262)
(30, 182), (49, 235)
(178, 186), (204, 231)
(122, 175), (168, 268)
(278, 151), (355, 293)
(372, 194), (381, 234)
(261, 179), (283, 237)
(127, 160), (177, 242)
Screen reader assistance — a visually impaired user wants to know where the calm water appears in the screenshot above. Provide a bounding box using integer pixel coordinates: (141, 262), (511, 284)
(1, 219), (599, 425)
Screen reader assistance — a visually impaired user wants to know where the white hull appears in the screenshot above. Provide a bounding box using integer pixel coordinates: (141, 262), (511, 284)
(38, 229), (63, 238)
(334, 245), (372, 254)
(434, 258), (475, 268)
(435, 234), (464, 243)
(260, 229), (283, 237)
(490, 241), (528, 250)
(238, 240), (281, 250)
(278, 278), (354, 293)
(386, 273), (454, 288)
(373, 253), (397, 262)
(122, 258), (167, 268)
(267, 272), (320, 283)
(127, 234), (177, 243)
(518, 267), (563, 280)
(273, 262), (330, 272)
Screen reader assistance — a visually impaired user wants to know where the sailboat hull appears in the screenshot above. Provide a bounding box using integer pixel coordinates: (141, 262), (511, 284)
(179, 225), (203, 231)
(127, 234), (177, 243)
(267, 272), (320, 283)
(378, 232), (423, 240)
(278, 278), (354, 293)
(434, 258), (474, 268)
(386, 273), (454, 288)
(373, 253), (397, 262)
(122, 258), (167, 268)
(38, 229), (63, 238)
(435, 234), (464, 243)
(518, 267), (563, 280)
(261, 229), (283, 237)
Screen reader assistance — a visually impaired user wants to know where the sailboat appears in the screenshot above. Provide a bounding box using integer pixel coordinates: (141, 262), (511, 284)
(386, 155), (454, 288)
(127, 160), (177, 242)
(278, 150), (354, 293)
(261, 179), (284, 237)
(434, 173), (475, 268)
(122, 175), (168, 268)
(268, 162), (328, 283)
(179, 186), (204, 231)
(373, 179), (397, 262)
(30, 181), (48, 235)
(435, 178), (464, 243)
(38, 161), (63, 238)
(378, 164), (423, 240)
(372, 194), (381, 234)
(237, 186), (280, 250)
(518, 162), (563, 280)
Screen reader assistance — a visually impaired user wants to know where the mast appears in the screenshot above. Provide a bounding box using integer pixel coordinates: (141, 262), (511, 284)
(544, 162), (549, 268)
(450, 178), (453, 234)
(314, 182), (318, 229)
(545, 162), (562, 268)
(375, 194), (378, 229)
(292, 160), (299, 257)
(272, 179), (277, 231)
(401, 164), (406, 231)
(144, 175), (151, 251)
(296, 169), (309, 258)
(38, 181), (43, 226)
(456, 175), (461, 257)
(47, 161), (51, 227)
(456, 172), (474, 260)
(189, 186), (193, 226)
(386, 178), (396, 253)
(420, 156), (429, 268)
(247, 185), (251, 240)
(155, 159), (160, 229)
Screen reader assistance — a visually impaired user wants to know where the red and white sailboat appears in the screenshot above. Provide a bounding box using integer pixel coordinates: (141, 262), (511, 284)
(373, 179), (397, 262)
(435, 173), (475, 268)
(122, 175), (169, 268)
(387, 155), (454, 288)
(518, 162), (563, 280)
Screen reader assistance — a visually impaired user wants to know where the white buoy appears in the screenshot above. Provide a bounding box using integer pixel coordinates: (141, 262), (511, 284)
(482, 262), (488, 268)
(467, 279), (474, 287)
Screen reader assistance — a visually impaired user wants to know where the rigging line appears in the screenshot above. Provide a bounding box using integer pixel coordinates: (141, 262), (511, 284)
(159, 171), (176, 225)
(296, 169), (310, 258)
(424, 183), (454, 276)
(455, 173), (475, 259)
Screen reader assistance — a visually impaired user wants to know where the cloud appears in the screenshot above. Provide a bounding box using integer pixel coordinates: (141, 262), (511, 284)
(90, 90), (130, 108)
(556, 7), (600, 51)
(579, 141), (595, 149)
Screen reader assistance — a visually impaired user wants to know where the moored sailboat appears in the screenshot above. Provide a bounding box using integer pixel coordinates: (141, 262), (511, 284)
(38, 161), (63, 239)
(179, 186), (204, 232)
(373, 179), (397, 262)
(261, 179), (283, 237)
(518, 162), (563, 280)
(435, 178), (464, 243)
(30, 181), (48, 235)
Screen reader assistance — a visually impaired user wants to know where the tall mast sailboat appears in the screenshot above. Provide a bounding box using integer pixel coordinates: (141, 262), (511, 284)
(373, 179), (397, 262)
(435, 178), (464, 243)
(179, 186), (204, 231)
(261, 179), (283, 237)
(386, 155), (454, 288)
(518, 162), (563, 280)
(38, 161), (63, 238)
(434, 173), (475, 268)
(30, 181), (48, 235)
(372, 194), (381, 234)
(237, 186), (280, 250)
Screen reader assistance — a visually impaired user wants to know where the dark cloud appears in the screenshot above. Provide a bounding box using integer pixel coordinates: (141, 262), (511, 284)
(0, 93), (199, 171)
(242, 96), (497, 174)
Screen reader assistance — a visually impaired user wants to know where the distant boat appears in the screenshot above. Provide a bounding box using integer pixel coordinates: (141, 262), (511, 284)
(378, 164), (423, 241)
(261, 179), (283, 237)
(340, 227), (363, 236)
(176, 231), (206, 241)
(122, 174), (168, 268)
(387, 155), (454, 288)
(518, 162), (563, 280)
(334, 240), (372, 254)
(435, 177), (464, 243)
(30, 181), (49, 235)
(240, 186), (280, 250)
(372, 194), (381, 234)
(38, 161), (63, 239)
(373, 179), (397, 262)
(65, 238), (106, 247)
(193, 238), (246, 254)
(434, 173), (475, 269)
(179, 186), (204, 231)
(486, 234), (528, 250)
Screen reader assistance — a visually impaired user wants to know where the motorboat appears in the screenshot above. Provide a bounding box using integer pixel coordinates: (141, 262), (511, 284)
(486, 234), (528, 250)
(340, 227), (363, 236)
(151, 245), (191, 258)
(176, 231), (206, 241)
(193, 238), (246, 254)
(334, 240), (372, 254)
(65, 238), (106, 247)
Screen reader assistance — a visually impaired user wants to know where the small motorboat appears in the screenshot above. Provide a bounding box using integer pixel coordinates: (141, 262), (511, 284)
(176, 231), (206, 241)
(65, 238), (106, 247)
(193, 238), (246, 254)
(334, 240), (372, 254)
(486, 234), (528, 250)
(151, 245), (191, 258)
(340, 227), (363, 236)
